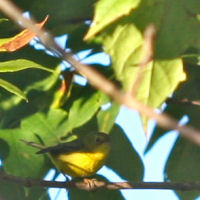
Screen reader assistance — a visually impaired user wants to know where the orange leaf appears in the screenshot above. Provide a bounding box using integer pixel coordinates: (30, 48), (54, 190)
(0, 15), (49, 52)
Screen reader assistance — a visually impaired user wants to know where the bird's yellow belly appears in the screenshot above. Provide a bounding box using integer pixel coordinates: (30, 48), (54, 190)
(51, 151), (107, 178)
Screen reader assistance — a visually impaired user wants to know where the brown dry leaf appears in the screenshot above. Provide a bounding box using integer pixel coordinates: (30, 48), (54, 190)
(0, 15), (49, 52)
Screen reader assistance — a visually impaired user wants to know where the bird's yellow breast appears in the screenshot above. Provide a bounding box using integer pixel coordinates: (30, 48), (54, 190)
(50, 143), (110, 177)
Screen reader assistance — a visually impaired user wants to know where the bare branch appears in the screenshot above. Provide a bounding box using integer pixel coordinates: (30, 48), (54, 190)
(0, 0), (200, 146)
(0, 172), (200, 191)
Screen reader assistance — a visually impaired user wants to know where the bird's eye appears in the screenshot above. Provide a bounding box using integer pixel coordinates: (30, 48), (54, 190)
(95, 136), (102, 144)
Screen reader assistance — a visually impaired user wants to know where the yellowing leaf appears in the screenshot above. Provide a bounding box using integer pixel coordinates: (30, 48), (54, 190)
(0, 16), (49, 52)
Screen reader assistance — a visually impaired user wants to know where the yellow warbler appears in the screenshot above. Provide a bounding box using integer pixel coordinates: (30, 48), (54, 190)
(22, 132), (110, 178)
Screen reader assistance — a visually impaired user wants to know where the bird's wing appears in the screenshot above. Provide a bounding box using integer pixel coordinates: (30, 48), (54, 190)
(37, 139), (84, 155)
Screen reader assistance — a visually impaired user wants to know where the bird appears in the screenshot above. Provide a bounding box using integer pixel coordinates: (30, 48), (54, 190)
(21, 132), (110, 178)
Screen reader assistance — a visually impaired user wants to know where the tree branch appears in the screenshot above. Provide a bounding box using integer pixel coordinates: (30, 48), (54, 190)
(0, 0), (200, 146)
(1, 171), (200, 191)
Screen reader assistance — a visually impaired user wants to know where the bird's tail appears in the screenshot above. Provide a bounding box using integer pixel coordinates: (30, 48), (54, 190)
(20, 139), (45, 150)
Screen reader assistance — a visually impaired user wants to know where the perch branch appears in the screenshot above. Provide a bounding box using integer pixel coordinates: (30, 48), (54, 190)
(1, 172), (200, 191)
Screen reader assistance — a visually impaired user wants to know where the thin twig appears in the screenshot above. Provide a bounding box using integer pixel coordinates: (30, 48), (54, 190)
(1, 172), (200, 191)
(0, 0), (200, 146)
(167, 98), (200, 106)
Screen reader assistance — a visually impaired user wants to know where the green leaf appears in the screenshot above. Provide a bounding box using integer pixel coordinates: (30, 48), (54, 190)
(69, 175), (124, 200)
(87, 0), (200, 58)
(62, 85), (109, 133)
(0, 59), (54, 73)
(146, 64), (200, 152)
(0, 18), (8, 23)
(97, 102), (120, 133)
(0, 109), (69, 179)
(0, 78), (27, 101)
(84, 0), (141, 40)
(0, 52), (60, 127)
(103, 23), (186, 105)
(0, 75), (60, 129)
(107, 124), (144, 181)
(0, 129), (48, 177)
(21, 109), (69, 145)
(166, 138), (200, 200)
(102, 22), (185, 128)
(85, 1), (187, 130)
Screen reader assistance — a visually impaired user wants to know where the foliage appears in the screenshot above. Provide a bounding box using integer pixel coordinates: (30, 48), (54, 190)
(0, 0), (199, 200)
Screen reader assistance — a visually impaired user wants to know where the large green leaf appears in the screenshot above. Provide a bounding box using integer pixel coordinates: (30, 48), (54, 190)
(0, 129), (48, 177)
(85, 0), (188, 129)
(104, 25), (185, 127)
(21, 109), (69, 146)
(105, 26), (185, 111)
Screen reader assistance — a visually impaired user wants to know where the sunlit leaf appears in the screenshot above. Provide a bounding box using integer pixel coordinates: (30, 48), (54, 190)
(0, 78), (27, 101)
(86, 0), (200, 58)
(84, 0), (141, 40)
(0, 59), (54, 73)
(85, 0), (190, 129)
(146, 64), (200, 152)
(97, 102), (119, 133)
